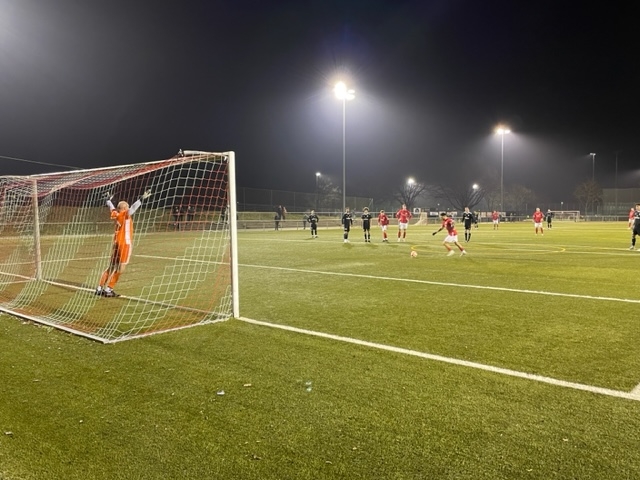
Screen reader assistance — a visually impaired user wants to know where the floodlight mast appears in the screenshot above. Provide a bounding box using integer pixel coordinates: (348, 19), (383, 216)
(495, 126), (511, 212)
(334, 81), (355, 213)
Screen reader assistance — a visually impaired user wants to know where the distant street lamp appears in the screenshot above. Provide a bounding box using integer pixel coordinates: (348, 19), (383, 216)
(472, 183), (479, 202)
(495, 126), (511, 212)
(315, 172), (321, 210)
(590, 153), (596, 182)
(407, 177), (415, 186)
(334, 81), (355, 212)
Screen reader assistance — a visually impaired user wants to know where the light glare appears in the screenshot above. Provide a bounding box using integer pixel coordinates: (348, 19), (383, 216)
(334, 81), (355, 100)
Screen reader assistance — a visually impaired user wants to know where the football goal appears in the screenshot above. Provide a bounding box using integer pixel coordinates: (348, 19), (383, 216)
(551, 210), (580, 221)
(0, 151), (239, 343)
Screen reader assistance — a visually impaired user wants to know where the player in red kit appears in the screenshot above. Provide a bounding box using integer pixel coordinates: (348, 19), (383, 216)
(395, 204), (412, 242)
(432, 212), (466, 256)
(532, 207), (545, 235)
(629, 207), (635, 229)
(491, 210), (500, 230)
(377, 210), (390, 242)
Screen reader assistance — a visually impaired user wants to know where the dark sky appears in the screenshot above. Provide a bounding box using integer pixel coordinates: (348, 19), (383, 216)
(1, 0), (638, 202)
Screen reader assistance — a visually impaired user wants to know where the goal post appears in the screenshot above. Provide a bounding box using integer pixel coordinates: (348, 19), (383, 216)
(0, 151), (239, 343)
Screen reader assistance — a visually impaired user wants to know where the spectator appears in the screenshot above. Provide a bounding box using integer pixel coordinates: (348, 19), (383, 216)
(173, 205), (182, 230)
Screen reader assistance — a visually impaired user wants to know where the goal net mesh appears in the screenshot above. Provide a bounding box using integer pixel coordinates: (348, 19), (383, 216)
(550, 210), (580, 221)
(0, 151), (236, 343)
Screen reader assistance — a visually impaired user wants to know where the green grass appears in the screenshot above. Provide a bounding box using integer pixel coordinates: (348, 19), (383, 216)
(2, 221), (640, 479)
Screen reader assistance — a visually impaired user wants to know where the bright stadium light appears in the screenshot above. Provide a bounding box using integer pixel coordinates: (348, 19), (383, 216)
(495, 126), (511, 212)
(334, 81), (355, 212)
(407, 177), (415, 186)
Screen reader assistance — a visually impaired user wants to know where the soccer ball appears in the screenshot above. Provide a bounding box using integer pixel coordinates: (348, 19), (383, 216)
(410, 250), (418, 257)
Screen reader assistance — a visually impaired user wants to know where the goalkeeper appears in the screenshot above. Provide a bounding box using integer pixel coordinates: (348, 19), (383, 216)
(95, 189), (151, 297)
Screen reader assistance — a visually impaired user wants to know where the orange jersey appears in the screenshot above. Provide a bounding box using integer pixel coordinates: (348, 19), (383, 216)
(111, 209), (134, 246)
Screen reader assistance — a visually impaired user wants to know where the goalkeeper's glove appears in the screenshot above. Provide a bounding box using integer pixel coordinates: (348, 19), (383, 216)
(103, 191), (113, 201)
(432, 231), (437, 236)
(139, 189), (152, 201)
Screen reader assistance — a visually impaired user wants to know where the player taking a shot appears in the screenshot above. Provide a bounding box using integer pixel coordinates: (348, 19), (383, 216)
(432, 212), (466, 256)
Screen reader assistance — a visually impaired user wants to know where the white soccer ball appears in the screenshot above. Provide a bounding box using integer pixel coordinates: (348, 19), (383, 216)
(410, 250), (418, 257)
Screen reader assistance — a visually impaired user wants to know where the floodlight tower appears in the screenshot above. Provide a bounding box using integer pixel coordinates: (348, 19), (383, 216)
(590, 153), (596, 182)
(334, 81), (355, 212)
(495, 126), (511, 212)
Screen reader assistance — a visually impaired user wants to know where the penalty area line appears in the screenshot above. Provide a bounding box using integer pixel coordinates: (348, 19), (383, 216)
(238, 316), (640, 402)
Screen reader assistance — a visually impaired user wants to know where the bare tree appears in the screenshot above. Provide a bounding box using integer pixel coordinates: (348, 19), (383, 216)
(316, 176), (341, 210)
(506, 184), (536, 214)
(393, 180), (428, 211)
(432, 181), (485, 211)
(478, 169), (500, 211)
(574, 180), (603, 215)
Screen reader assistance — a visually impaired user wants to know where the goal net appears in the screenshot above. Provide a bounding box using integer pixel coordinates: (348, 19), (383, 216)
(550, 210), (580, 222)
(0, 151), (239, 343)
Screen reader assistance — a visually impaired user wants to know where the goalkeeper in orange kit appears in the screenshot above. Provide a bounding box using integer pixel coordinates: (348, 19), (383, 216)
(95, 189), (152, 297)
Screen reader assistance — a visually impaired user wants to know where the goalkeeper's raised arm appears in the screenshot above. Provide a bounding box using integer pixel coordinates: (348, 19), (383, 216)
(129, 189), (152, 215)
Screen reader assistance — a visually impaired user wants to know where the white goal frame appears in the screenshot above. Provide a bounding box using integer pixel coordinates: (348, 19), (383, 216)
(0, 151), (239, 343)
(550, 210), (580, 221)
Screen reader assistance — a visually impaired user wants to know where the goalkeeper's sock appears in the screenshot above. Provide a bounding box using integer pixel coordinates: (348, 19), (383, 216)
(108, 272), (121, 289)
(98, 271), (109, 287)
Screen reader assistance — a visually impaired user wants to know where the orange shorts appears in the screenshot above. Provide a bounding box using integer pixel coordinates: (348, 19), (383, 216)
(110, 241), (132, 266)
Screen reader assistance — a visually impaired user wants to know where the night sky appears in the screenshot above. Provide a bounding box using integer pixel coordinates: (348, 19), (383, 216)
(1, 0), (638, 202)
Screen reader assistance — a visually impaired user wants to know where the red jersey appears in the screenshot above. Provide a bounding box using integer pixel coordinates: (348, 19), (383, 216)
(630, 209), (635, 220)
(532, 211), (544, 223)
(492, 211), (499, 221)
(442, 217), (457, 235)
(395, 208), (412, 223)
(377, 213), (389, 226)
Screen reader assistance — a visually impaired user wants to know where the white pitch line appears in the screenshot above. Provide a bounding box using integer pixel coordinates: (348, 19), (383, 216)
(238, 316), (640, 402)
(246, 264), (640, 304)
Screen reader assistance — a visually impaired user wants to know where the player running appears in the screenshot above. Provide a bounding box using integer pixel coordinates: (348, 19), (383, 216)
(432, 212), (466, 256)
(341, 207), (353, 243)
(96, 189), (152, 297)
(377, 210), (390, 242)
(461, 207), (475, 242)
(308, 210), (319, 238)
(361, 207), (372, 242)
(533, 207), (545, 235)
(395, 203), (412, 242)
(629, 207), (635, 229)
